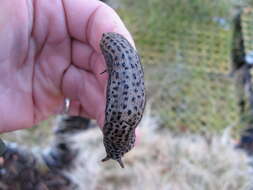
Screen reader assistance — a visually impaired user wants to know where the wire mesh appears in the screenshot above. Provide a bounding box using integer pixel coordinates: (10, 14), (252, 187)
(118, 0), (253, 133)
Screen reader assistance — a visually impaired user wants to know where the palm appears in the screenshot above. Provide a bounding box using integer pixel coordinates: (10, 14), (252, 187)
(0, 0), (133, 132)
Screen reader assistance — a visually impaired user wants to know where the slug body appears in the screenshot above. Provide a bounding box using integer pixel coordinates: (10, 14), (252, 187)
(100, 32), (146, 168)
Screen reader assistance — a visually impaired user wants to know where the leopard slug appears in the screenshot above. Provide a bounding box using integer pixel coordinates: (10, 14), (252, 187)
(100, 32), (146, 168)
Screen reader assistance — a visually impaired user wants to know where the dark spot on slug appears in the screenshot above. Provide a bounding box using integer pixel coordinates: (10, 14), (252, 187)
(116, 72), (119, 79)
(124, 84), (129, 89)
(122, 125), (127, 129)
(120, 43), (126, 48)
(113, 86), (118, 91)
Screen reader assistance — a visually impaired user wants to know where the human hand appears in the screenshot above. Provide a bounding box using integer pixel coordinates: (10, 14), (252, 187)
(0, 0), (134, 132)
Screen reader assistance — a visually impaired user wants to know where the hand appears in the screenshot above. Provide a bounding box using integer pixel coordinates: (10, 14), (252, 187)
(0, 0), (134, 132)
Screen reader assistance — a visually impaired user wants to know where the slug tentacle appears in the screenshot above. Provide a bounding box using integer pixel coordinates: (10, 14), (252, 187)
(100, 32), (146, 168)
(100, 69), (107, 74)
(101, 155), (110, 162)
(117, 159), (125, 168)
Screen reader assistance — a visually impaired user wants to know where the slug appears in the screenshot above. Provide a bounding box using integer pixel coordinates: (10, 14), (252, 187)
(100, 32), (146, 168)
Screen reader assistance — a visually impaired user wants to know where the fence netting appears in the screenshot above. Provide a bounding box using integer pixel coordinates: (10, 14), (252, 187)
(117, 0), (253, 134)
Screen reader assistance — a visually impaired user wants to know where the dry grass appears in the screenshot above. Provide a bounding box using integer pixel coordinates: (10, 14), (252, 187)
(59, 106), (253, 190)
(0, 105), (252, 189)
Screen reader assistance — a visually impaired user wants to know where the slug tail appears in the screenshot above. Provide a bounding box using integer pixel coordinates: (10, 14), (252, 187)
(117, 158), (125, 168)
(101, 155), (111, 162)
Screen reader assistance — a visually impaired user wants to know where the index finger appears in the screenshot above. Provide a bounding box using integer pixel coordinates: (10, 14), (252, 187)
(62, 0), (135, 52)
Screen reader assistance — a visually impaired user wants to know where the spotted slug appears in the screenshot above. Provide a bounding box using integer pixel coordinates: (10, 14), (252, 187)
(100, 32), (146, 168)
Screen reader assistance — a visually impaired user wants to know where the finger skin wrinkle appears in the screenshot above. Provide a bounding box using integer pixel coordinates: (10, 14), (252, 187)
(60, 0), (72, 94)
(31, 0), (71, 122)
(87, 51), (97, 73)
(32, 0), (70, 52)
(32, 0), (71, 89)
(71, 39), (94, 71)
(61, 0), (71, 37)
(0, 1), (33, 66)
(85, 4), (103, 48)
(62, 0), (101, 43)
(62, 65), (83, 100)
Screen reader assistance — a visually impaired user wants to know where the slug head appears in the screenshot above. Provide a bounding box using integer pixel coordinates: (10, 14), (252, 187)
(99, 32), (134, 70)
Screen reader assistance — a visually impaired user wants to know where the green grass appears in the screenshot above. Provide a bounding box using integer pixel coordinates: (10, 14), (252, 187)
(117, 0), (241, 133)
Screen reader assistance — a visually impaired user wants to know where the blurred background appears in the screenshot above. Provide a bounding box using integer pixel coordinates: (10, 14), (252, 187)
(2, 0), (253, 189)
